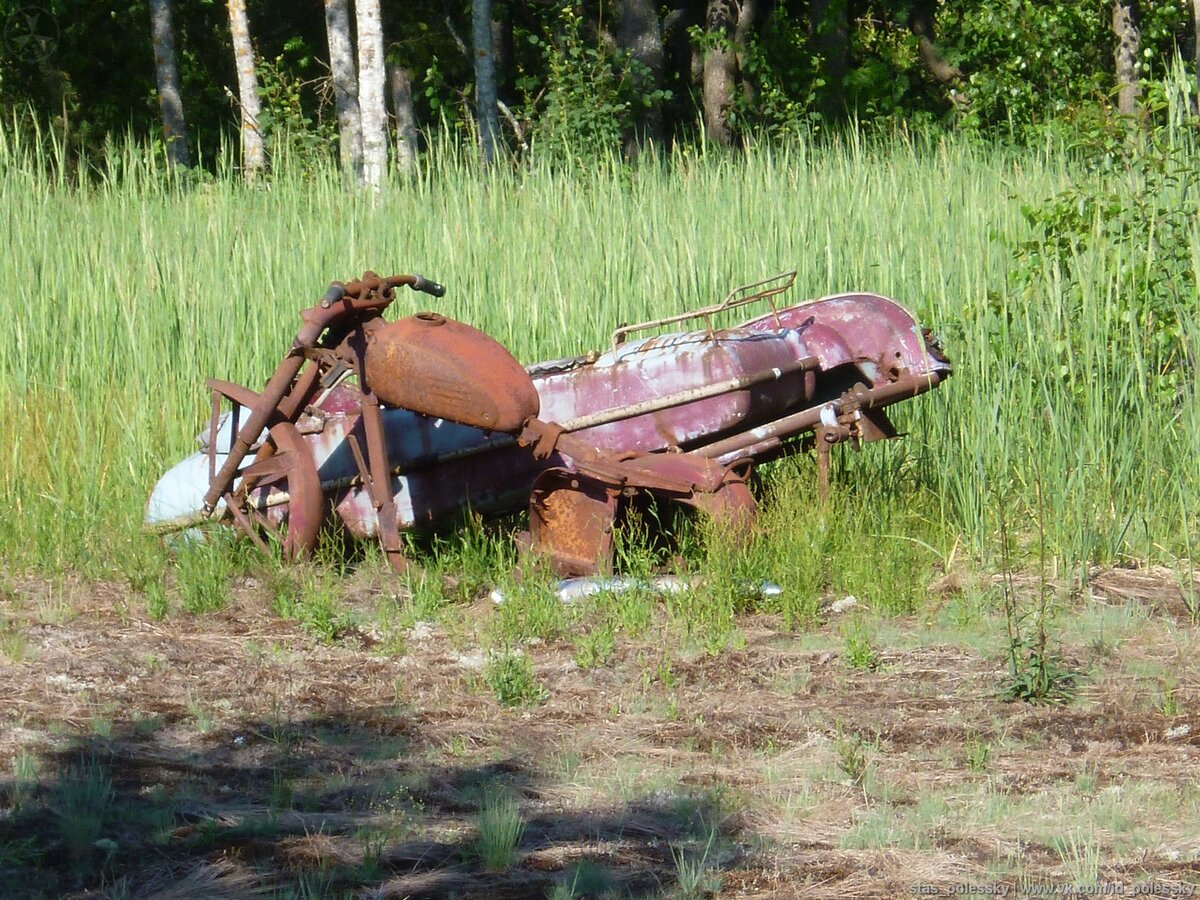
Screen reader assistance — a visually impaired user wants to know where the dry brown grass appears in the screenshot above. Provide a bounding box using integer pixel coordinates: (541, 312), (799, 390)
(1, 567), (1199, 898)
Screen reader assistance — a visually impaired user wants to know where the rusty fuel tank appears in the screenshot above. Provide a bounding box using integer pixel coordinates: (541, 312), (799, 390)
(363, 312), (540, 434)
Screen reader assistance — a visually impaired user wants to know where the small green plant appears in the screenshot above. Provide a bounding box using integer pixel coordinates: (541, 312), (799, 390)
(54, 757), (114, 878)
(842, 620), (879, 670)
(834, 729), (872, 786)
(1053, 827), (1102, 887)
(474, 790), (524, 872)
(998, 490), (1077, 705)
(574, 624), (615, 669)
(11, 749), (38, 808)
(963, 732), (991, 773)
(484, 652), (547, 708)
(175, 535), (231, 614)
(143, 575), (169, 620)
(670, 826), (723, 898)
(272, 569), (351, 642)
(1155, 679), (1181, 718)
(186, 691), (215, 733)
(0, 622), (29, 663)
(550, 860), (617, 900)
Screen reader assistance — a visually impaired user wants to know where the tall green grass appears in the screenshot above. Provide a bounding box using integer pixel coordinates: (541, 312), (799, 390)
(0, 122), (1195, 577)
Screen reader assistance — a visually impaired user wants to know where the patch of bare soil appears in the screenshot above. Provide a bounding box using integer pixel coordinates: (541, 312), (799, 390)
(1, 567), (1199, 898)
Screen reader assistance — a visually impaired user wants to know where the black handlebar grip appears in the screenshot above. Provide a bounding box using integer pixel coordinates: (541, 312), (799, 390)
(410, 274), (446, 298)
(320, 283), (347, 308)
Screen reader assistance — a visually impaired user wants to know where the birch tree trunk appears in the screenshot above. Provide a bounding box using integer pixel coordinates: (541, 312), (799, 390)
(473, 0), (500, 167)
(356, 0), (388, 190)
(702, 0), (736, 146)
(324, 0), (362, 183)
(1112, 0), (1142, 117)
(149, 0), (189, 168)
(616, 0), (664, 154)
(226, 0), (265, 180)
(388, 63), (418, 174)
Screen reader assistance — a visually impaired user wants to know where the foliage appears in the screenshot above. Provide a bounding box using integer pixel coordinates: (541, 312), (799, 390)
(733, 6), (823, 138)
(483, 651), (546, 708)
(524, 5), (634, 161)
(952, 0), (1112, 135)
(1013, 137), (1196, 400)
(842, 620), (880, 670)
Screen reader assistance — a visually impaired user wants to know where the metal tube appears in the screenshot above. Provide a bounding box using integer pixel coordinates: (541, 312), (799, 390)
(695, 372), (941, 462)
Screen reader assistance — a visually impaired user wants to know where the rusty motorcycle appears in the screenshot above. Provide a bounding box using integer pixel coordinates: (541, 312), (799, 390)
(146, 270), (950, 575)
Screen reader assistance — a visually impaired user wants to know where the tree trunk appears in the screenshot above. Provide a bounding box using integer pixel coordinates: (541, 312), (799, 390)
(324, 0), (362, 183)
(909, 0), (962, 86)
(616, 0), (665, 154)
(226, 0), (265, 180)
(492, 9), (514, 101)
(473, 0), (500, 167)
(1113, 0), (1142, 117)
(1194, 0), (1200, 104)
(388, 63), (418, 174)
(733, 0), (760, 107)
(149, 0), (189, 168)
(703, 0), (737, 146)
(810, 0), (849, 118)
(356, 0), (388, 190)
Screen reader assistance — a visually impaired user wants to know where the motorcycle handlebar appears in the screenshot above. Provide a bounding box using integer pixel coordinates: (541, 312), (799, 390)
(320, 272), (446, 310)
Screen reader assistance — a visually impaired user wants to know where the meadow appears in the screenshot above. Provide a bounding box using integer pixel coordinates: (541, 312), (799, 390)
(0, 124), (1198, 896)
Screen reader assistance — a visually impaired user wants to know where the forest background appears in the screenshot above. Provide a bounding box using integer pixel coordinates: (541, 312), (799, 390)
(3, 0), (1198, 176)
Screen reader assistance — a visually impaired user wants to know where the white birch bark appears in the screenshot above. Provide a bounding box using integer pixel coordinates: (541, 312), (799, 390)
(324, 0), (363, 183)
(388, 63), (418, 174)
(226, 0), (265, 179)
(149, 0), (189, 168)
(1113, 0), (1142, 117)
(356, 0), (388, 190)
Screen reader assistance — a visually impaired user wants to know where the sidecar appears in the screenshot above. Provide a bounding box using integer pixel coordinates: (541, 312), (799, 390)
(146, 271), (950, 574)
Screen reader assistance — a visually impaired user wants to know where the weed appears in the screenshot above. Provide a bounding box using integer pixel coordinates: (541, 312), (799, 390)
(551, 860), (617, 899)
(1053, 828), (1102, 887)
(269, 768), (295, 812)
(842, 620), (879, 670)
(175, 535), (231, 614)
(963, 732), (991, 773)
(1074, 763), (1098, 796)
(11, 749), (38, 808)
(186, 691), (215, 733)
(474, 790), (524, 872)
(834, 729), (873, 786)
(143, 575), (169, 619)
(998, 495), (1078, 705)
(484, 651), (547, 708)
(54, 757), (114, 879)
(671, 826), (724, 898)
(272, 568), (352, 642)
(0, 623), (29, 663)
(1155, 679), (1182, 718)
(574, 624), (616, 669)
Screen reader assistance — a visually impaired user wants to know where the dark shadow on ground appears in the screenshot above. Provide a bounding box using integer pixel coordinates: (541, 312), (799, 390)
(0, 710), (748, 898)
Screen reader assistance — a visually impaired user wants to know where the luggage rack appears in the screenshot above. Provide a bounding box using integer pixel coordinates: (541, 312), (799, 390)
(611, 270), (797, 349)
